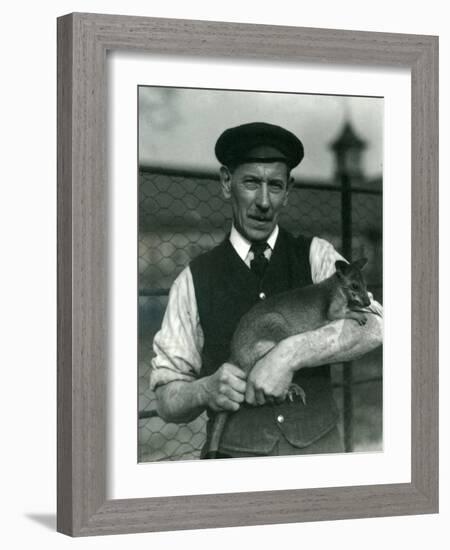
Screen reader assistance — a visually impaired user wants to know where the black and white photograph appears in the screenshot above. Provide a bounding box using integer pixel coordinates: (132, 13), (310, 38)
(1, 0), (443, 544)
(138, 86), (384, 462)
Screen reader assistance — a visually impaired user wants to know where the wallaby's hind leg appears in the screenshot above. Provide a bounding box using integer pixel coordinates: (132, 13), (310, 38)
(255, 312), (292, 343)
(232, 313), (291, 371)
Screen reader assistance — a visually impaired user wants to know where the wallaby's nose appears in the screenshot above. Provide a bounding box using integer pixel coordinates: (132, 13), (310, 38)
(363, 295), (371, 307)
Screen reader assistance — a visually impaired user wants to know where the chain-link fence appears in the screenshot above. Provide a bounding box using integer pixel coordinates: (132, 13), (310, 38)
(138, 167), (382, 462)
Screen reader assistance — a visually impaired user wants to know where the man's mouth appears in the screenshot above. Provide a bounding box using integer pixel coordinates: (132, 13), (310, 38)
(249, 215), (272, 223)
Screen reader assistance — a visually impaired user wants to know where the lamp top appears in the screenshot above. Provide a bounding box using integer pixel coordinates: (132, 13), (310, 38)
(330, 122), (366, 153)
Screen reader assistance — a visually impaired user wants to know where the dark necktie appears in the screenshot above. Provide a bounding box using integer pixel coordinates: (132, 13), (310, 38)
(250, 241), (269, 278)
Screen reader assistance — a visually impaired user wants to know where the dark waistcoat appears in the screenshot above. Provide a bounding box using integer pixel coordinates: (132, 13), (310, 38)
(190, 228), (339, 455)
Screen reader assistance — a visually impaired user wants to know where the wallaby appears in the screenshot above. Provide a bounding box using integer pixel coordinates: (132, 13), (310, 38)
(205, 257), (375, 459)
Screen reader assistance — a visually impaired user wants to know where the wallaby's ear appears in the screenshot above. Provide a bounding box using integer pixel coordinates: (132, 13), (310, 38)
(335, 260), (349, 275)
(352, 257), (368, 271)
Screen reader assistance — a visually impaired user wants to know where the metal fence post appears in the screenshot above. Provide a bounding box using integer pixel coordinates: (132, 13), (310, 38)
(341, 171), (354, 452)
(331, 122), (367, 452)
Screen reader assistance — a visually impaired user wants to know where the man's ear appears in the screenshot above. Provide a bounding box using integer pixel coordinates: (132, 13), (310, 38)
(283, 174), (294, 207)
(220, 166), (232, 199)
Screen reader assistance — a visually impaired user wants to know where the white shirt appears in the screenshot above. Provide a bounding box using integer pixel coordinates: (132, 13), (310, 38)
(229, 224), (278, 267)
(150, 230), (379, 390)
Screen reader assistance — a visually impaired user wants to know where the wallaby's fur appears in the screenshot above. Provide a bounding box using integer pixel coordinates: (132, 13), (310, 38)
(205, 257), (372, 459)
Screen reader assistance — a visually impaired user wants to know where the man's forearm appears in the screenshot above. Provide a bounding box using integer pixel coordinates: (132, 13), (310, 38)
(154, 363), (247, 423)
(277, 312), (382, 373)
(155, 379), (208, 423)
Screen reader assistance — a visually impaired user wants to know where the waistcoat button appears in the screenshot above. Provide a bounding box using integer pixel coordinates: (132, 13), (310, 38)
(277, 414), (284, 424)
(259, 292), (266, 300)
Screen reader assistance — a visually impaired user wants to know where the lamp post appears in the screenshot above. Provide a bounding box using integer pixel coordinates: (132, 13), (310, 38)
(330, 121), (367, 452)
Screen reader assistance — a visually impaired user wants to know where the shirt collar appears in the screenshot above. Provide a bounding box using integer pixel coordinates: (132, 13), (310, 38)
(229, 224), (279, 262)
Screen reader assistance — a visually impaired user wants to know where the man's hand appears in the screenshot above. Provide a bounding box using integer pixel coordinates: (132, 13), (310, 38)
(245, 352), (294, 406)
(201, 363), (247, 412)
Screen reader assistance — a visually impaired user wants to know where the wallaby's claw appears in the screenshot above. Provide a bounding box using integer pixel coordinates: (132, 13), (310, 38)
(351, 312), (368, 325)
(287, 383), (306, 405)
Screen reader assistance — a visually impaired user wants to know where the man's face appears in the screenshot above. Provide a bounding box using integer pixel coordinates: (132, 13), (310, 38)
(220, 161), (293, 242)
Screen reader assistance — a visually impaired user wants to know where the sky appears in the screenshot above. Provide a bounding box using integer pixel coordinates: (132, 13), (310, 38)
(138, 86), (383, 180)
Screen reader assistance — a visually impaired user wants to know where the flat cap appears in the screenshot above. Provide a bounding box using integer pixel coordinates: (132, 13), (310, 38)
(215, 122), (304, 169)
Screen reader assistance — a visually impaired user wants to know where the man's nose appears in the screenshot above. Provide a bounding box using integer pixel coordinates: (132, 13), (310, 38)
(256, 183), (270, 210)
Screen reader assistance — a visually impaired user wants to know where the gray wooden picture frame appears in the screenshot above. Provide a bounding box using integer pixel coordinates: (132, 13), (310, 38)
(57, 12), (438, 537)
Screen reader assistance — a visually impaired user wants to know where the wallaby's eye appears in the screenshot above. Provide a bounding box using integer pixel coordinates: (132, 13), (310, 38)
(351, 283), (359, 291)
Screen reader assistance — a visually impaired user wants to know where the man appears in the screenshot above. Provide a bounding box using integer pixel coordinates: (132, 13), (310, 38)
(150, 122), (383, 458)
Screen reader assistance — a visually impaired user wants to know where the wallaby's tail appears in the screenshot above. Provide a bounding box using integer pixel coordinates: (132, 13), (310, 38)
(204, 411), (228, 459)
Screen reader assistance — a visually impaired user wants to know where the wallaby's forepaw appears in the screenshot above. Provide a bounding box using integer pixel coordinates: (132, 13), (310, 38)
(287, 383), (306, 405)
(356, 314), (367, 326)
(347, 311), (368, 325)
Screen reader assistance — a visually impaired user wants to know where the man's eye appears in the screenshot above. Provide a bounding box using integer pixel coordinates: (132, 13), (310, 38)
(243, 180), (258, 189)
(269, 182), (284, 192)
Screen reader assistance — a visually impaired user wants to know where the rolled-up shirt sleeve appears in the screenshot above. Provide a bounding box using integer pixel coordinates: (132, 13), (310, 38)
(150, 266), (204, 390)
(309, 237), (346, 284)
